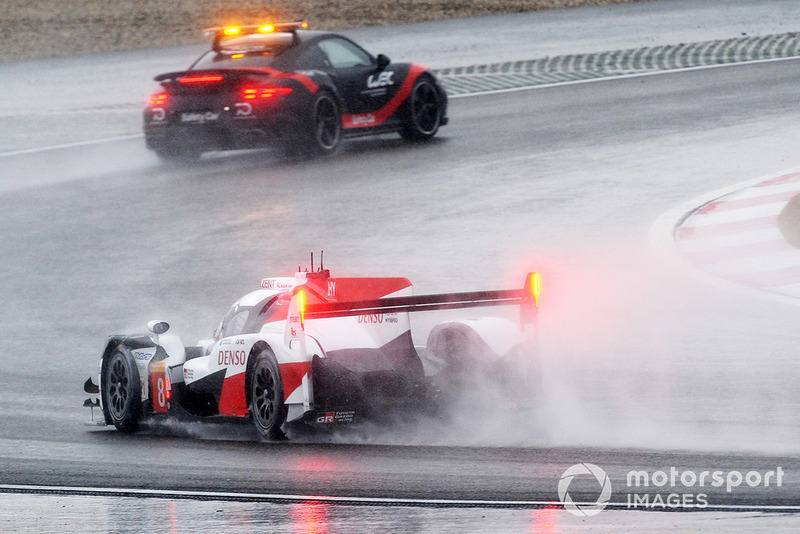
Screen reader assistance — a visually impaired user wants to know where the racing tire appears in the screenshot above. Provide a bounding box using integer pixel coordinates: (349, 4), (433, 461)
(249, 348), (288, 440)
(102, 347), (142, 433)
(400, 75), (443, 142)
(306, 91), (342, 157)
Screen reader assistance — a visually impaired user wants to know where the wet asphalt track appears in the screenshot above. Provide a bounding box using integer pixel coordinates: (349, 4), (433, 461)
(3, 7), (800, 530)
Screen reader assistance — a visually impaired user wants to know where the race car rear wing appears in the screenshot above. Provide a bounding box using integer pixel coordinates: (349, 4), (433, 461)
(301, 272), (540, 324)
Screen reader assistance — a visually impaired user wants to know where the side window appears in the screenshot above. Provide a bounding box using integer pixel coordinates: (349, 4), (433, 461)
(242, 296), (284, 333)
(214, 296), (285, 339)
(318, 38), (374, 68)
(294, 45), (330, 70)
(219, 305), (252, 339)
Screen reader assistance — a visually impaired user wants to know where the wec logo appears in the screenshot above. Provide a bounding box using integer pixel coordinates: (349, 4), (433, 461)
(367, 71), (394, 89)
(558, 463), (612, 517)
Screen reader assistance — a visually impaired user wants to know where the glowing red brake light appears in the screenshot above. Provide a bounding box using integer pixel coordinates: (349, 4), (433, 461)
(242, 87), (293, 100)
(148, 92), (169, 106)
(179, 75), (224, 84)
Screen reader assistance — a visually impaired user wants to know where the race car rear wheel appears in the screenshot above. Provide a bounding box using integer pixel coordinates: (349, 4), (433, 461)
(307, 91), (341, 156)
(400, 75), (443, 142)
(102, 348), (142, 433)
(249, 348), (287, 440)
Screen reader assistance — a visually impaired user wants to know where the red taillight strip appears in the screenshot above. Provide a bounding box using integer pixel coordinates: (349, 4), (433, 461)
(148, 92), (169, 106)
(242, 87), (293, 99)
(179, 75), (224, 84)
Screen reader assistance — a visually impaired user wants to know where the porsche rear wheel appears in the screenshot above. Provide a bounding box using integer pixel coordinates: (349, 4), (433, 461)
(102, 348), (142, 433)
(401, 75), (442, 142)
(250, 348), (287, 440)
(307, 91), (341, 156)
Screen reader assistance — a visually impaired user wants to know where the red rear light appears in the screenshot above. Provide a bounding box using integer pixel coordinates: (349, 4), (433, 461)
(148, 92), (169, 106)
(179, 75), (224, 84)
(242, 87), (293, 100)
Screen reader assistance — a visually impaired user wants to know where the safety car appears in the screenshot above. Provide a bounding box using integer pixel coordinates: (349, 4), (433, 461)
(143, 22), (449, 161)
(84, 263), (539, 440)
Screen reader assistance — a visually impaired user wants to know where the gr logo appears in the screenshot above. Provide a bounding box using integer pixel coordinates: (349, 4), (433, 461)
(558, 463), (612, 517)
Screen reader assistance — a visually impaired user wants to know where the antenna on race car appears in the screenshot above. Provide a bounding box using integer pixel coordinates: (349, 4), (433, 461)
(306, 250), (325, 273)
(303, 251), (330, 278)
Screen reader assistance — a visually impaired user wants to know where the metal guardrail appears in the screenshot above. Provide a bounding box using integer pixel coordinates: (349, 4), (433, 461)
(433, 32), (800, 95)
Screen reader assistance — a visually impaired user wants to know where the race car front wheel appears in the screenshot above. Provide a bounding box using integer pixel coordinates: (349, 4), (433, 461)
(307, 91), (342, 156)
(249, 348), (288, 440)
(401, 75), (443, 142)
(102, 348), (142, 433)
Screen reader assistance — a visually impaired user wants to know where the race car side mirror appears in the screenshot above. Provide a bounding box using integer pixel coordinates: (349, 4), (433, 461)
(147, 320), (170, 335)
(376, 54), (391, 71)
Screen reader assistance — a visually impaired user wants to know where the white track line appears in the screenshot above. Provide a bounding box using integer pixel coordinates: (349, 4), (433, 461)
(2, 484), (800, 511)
(0, 134), (143, 158)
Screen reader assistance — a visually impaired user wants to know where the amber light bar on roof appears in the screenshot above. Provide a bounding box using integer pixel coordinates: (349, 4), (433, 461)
(203, 21), (309, 39)
(204, 21), (309, 52)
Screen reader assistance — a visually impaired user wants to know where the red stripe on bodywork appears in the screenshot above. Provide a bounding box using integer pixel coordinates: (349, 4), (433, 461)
(342, 63), (428, 129)
(235, 67), (318, 94)
(218, 372), (248, 417)
(280, 362), (308, 401)
(279, 72), (319, 94)
(216, 361), (308, 417)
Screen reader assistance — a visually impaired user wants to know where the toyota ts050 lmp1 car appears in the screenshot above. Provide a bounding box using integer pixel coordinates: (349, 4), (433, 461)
(84, 265), (540, 440)
(143, 21), (448, 161)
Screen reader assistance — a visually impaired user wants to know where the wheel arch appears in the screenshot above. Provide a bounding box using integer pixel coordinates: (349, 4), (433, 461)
(399, 69), (447, 141)
(424, 318), (539, 405)
(99, 335), (156, 425)
(426, 318), (525, 365)
(99, 337), (127, 425)
(246, 342), (289, 440)
(100, 339), (145, 433)
(244, 340), (273, 410)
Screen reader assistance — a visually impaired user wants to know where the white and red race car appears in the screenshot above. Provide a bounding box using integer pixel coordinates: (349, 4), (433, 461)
(84, 265), (540, 439)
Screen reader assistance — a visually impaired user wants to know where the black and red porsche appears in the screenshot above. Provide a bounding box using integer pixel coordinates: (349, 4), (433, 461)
(143, 22), (448, 161)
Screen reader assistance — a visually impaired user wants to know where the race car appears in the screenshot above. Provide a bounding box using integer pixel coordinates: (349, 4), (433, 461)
(84, 263), (539, 440)
(143, 21), (449, 161)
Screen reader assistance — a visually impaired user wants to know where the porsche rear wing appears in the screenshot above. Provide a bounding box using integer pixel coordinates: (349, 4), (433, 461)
(301, 272), (540, 324)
